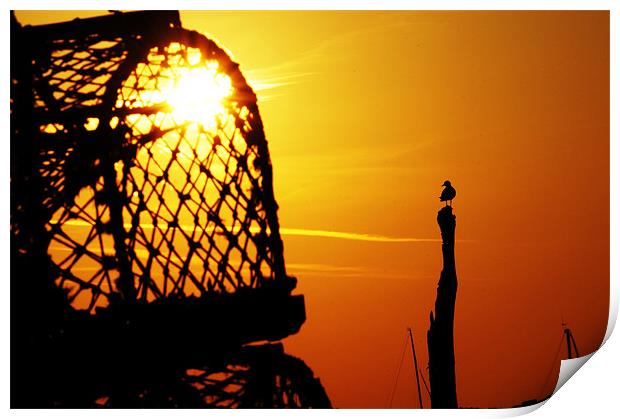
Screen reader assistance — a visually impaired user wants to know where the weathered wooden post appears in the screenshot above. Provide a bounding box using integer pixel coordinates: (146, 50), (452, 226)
(427, 205), (458, 408)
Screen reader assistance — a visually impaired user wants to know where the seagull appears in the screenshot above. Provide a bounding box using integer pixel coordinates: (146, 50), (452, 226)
(440, 180), (456, 207)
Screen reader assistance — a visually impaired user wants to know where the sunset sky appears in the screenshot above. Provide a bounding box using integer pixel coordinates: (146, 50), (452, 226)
(15, 10), (610, 408)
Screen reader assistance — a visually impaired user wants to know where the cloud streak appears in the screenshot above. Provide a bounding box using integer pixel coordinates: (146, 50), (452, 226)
(279, 228), (439, 243)
(53, 219), (472, 244)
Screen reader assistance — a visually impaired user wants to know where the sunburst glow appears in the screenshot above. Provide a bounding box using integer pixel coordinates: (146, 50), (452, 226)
(165, 64), (233, 127)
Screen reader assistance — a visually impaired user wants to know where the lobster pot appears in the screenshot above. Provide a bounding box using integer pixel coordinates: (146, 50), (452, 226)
(12, 11), (302, 342)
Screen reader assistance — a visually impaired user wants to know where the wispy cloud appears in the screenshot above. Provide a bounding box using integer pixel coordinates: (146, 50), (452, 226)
(245, 70), (317, 102)
(287, 262), (365, 274)
(52, 219), (472, 244)
(280, 228), (439, 243)
(242, 19), (420, 103)
(286, 261), (435, 281)
(49, 241), (432, 282)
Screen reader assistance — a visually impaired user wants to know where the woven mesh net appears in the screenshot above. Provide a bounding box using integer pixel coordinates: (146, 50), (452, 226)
(34, 30), (284, 312)
(90, 345), (331, 408)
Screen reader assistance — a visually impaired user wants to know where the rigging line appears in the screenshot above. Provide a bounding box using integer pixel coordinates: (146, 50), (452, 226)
(538, 332), (566, 398)
(569, 332), (580, 358)
(388, 333), (410, 408)
(408, 327), (424, 408)
(419, 368), (431, 398)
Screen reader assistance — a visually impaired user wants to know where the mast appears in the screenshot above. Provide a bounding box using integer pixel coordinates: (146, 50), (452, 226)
(408, 328), (424, 408)
(564, 327), (572, 359)
(563, 325), (580, 359)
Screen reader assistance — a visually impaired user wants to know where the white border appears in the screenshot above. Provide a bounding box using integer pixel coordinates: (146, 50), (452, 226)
(3, 1), (618, 418)
(2, 0), (618, 11)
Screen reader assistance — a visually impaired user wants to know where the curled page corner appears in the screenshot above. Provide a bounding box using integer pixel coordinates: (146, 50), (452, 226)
(500, 401), (547, 417)
(497, 355), (595, 417)
(553, 353), (594, 395)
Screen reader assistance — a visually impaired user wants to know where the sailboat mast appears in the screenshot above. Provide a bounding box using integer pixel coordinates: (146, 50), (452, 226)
(408, 328), (424, 408)
(564, 327), (572, 359)
(563, 326), (580, 359)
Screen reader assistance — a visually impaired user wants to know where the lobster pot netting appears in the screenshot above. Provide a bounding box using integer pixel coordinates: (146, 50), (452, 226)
(44, 35), (282, 312)
(90, 345), (331, 408)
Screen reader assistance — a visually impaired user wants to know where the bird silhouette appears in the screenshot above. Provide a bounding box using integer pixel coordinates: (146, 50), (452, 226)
(440, 180), (456, 207)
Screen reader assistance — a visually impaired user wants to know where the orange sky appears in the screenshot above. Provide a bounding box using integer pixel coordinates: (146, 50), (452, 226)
(15, 10), (610, 408)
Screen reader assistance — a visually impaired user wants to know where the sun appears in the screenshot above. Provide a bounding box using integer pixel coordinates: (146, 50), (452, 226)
(165, 63), (233, 128)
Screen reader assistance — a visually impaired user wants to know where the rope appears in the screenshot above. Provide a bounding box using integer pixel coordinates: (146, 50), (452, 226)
(569, 333), (580, 357)
(388, 333), (409, 408)
(419, 368), (431, 398)
(538, 332), (565, 398)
